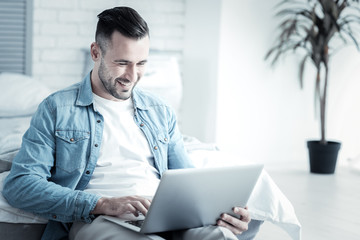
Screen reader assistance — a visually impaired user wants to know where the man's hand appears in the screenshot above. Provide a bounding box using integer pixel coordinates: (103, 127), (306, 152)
(91, 196), (151, 218)
(216, 206), (251, 235)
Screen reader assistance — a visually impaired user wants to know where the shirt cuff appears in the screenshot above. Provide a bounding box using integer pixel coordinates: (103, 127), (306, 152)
(74, 190), (101, 223)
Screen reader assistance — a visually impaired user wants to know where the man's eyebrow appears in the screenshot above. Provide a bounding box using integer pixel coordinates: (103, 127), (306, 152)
(113, 59), (130, 63)
(112, 59), (148, 64)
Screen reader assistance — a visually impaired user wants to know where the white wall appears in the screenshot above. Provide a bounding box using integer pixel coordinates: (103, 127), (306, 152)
(216, 0), (360, 167)
(181, 0), (221, 142)
(32, 0), (186, 90)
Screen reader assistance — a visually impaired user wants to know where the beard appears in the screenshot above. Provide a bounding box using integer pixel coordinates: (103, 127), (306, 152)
(98, 58), (138, 101)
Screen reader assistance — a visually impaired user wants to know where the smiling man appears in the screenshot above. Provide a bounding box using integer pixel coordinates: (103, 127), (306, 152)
(3, 7), (262, 240)
(92, 29), (149, 101)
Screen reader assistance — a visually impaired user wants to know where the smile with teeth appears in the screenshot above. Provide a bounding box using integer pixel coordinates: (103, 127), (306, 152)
(117, 79), (131, 87)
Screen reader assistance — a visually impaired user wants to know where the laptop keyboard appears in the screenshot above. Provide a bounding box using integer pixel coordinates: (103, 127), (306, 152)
(125, 219), (145, 228)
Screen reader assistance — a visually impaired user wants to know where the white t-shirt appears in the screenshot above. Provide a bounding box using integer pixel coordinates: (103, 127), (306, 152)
(84, 94), (160, 198)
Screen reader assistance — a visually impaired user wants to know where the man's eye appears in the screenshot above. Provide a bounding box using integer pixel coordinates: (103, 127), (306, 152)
(118, 62), (128, 66)
(137, 62), (146, 66)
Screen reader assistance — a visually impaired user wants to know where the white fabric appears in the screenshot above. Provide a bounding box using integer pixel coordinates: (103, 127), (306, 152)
(0, 117), (31, 173)
(249, 171), (301, 240)
(0, 72), (51, 117)
(137, 54), (183, 115)
(85, 94), (160, 197)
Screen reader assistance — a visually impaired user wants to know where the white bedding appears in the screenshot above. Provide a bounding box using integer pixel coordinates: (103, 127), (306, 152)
(0, 72), (51, 173)
(0, 117), (31, 173)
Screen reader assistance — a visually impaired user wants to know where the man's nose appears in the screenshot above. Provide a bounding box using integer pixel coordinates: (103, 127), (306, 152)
(125, 65), (138, 82)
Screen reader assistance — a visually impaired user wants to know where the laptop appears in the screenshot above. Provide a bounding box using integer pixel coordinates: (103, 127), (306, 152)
(102, 164), (263, 234)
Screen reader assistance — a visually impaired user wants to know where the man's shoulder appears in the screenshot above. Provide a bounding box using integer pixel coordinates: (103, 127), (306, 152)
(44, 82), (82, 109)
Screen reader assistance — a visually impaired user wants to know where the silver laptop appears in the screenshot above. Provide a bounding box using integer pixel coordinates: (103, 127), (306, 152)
(102, 164), (263, 234)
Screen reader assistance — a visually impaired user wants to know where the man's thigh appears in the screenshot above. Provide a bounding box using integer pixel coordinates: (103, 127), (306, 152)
(69, 216), (164, 240)
(69, 215), (261, 240)
(69, 216), (237, 240)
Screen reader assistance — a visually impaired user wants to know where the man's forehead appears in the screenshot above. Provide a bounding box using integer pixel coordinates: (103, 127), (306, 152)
(103, 33), (149, 62)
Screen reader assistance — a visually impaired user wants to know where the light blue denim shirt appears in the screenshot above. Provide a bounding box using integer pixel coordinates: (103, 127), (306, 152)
(3, 73), (193, 240)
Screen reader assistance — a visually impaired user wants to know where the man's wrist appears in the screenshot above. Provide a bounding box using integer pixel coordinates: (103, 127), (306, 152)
(91, 197), (106, 215)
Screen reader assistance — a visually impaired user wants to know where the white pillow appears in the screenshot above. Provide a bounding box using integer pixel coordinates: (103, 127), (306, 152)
(137, 55), (183, 115)
(0, 72), (52, 117)
(0, 117), (32, 173)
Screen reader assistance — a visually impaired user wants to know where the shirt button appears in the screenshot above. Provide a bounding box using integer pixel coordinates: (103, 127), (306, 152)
(164, 138), (168, 142)
(70, 138), (75, 142)
(52, 215), (57, 219)
(94, 144), (98, 147)
(154, 146), (158, 150)
(97, 120), (101, 123)
(86, 170), (90, 174)
(140, 123), (144, 127)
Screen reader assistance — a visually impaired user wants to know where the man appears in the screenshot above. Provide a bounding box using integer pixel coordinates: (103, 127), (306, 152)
(3, 7), (261, 240)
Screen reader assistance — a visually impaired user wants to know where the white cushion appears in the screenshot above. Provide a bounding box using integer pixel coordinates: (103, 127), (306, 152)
(0, 72), (51, 117)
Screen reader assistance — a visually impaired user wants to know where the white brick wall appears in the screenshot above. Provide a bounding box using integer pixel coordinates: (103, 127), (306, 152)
(32, 0), (186, 90)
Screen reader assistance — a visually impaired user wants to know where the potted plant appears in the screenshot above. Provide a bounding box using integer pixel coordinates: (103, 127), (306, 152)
(265, 0), (360, 173)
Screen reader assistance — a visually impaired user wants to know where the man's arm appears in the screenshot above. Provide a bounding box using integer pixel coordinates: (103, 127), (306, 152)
(3, 99), (99, 223)
(166, 107), (194, 169)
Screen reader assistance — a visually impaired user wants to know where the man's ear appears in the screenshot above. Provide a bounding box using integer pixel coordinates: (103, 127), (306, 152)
(90, 42), (101, 61)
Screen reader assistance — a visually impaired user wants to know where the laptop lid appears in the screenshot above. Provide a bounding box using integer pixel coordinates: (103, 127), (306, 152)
(139, 164), (263, 233)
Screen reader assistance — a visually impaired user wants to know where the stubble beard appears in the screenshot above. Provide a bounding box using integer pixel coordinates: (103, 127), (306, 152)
(98, 58), (136, 101)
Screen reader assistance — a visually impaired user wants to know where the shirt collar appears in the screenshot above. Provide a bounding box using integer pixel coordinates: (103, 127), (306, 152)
(76, 72), (93, 107)
(132, 88), (150, 111)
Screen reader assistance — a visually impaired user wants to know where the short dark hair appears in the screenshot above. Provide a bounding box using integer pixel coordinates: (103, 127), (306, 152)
(95, 6), (149, 53)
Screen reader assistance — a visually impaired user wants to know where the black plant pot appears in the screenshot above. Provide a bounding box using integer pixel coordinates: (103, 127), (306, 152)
(307, 140), (341, 174)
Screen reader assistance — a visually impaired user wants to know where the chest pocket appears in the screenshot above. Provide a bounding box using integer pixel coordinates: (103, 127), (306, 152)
(55, 130), (90, 172)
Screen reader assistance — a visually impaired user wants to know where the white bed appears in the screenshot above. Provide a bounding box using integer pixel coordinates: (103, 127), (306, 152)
(0, 60), (301, 239)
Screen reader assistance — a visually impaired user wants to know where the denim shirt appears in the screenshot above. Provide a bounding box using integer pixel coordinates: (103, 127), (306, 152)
(3, 73), (193, 240)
